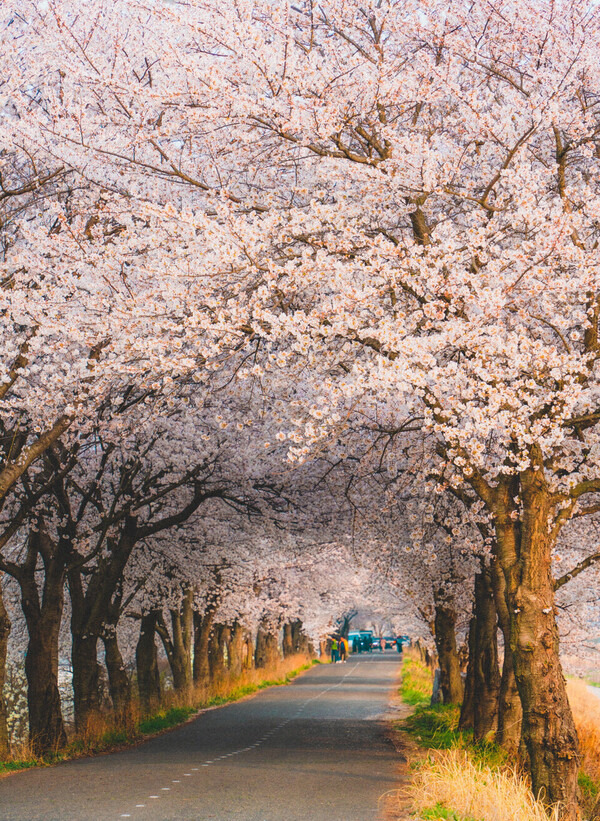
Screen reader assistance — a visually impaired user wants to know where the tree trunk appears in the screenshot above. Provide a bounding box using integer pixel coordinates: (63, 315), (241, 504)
(433, 599), (464, 705)
(243, 634), (254, 669)
(220, 625), (231, 671)
(255, 622), (279, 669)
(192, 577), (223, 684)
(0, 583), (11, 758)
(228, 622), (245, 678)
(282, 623), (294, 657)
(22, 613), (67, 754)
(490, 557), (522, 754)
(458, 616), (476, 731)
(71, 632), (102, 731)
(155, 588), (194, 696)
(9, 528), (69, 755)
(169, 589), (193, 694)
(193, 609), (213, 684)
(291, 620), (310, 655)
(208, 624), (227, 681)
(471, 568), (500, 742)
(494, 466), (579, 818)
(337, 612), (356, 639)
(136, 612), (161, 715)
(20, 558), (67, 755)
(103, 632), (131, 720)
(68, 520), (138, 731)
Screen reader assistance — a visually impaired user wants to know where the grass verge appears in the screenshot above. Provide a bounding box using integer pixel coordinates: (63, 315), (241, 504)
(567, 678), (600, 818)
(400, 649), (434, 705)
(406, 750), (559, 821)
(388, 648), (556, 821)
(0, 654), (318, 776)
(402, 704), (507, 769)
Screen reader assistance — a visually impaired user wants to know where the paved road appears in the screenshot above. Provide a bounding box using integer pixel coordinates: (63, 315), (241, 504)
(0, 654), (401, 821)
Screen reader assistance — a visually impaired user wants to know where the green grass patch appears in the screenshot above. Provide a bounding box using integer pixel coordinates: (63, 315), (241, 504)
(98, 728), (130, 746)
(139, 705), (195, 735)
(403, 703), (461, 748)
(400, 655), (434, 705)
(578, 771), (600, 801)
(419, 803), (479, 821)
(402, 704), (507, 769)
(0, 758), (41, 775)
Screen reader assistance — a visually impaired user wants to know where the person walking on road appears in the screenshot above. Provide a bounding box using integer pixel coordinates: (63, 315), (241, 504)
(339, 636), (348, 662)
(330, 636), (339, 664)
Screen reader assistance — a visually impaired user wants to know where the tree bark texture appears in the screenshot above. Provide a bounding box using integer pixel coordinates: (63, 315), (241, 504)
(71, 632), (102, 732)
(243, 634), (254, 669)
(193, 589), (219, 684)
(19, 530), (67, 755)
(493, 465), (579, 818)
(0, 582), (11, 758)
(433, 599), (464, 705)
(136, 612), (161, 715)
(290, 620), (310, 655)
(193, 609), (213, 684)
(255, 622), (280, 669)
(68, 519), (137, 730)
(170, 589), (193, 693)
(103, 632), (131, 719)
(208, 624), (228, 681)
(157, 589), (194, 695)
(471, 568), (500, 741)
(282, 623), (294, 658)
(490, 557), (522, 754)
(458, 616), (476, 731)
(228, 622), (246, 678)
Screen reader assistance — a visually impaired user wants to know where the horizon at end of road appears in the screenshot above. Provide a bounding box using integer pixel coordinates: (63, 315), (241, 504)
(0, 653), (404, 821)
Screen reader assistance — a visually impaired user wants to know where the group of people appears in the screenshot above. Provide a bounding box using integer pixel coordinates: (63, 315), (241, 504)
(329, 635), (349, 663)
(330, 633), (405, 662)
(351, 634), (372, 653)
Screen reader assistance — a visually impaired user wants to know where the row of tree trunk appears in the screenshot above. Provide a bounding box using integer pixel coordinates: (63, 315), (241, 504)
(431, 564), (524, 757)
(430, 567), (532, 776)
(0, 575), (310, 758)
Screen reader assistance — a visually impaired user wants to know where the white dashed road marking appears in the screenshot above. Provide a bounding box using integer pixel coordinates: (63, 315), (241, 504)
(117, 660), (362, 819)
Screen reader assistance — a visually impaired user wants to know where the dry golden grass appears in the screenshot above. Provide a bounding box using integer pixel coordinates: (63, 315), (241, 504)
(189, 652), (314, 707)
(386, 672), (600, 821)
(0, 735), (45, 773)
(80, 652), (314, 748)
(567, 678), (600, 783)
(2, 653), (314, 772)
(401, 750), (559, 821)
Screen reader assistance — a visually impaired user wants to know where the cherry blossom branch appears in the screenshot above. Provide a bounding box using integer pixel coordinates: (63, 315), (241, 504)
(555, 550), (600, 590)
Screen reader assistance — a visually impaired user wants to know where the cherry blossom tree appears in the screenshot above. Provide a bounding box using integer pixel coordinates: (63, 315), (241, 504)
(6, 1), (600, 813)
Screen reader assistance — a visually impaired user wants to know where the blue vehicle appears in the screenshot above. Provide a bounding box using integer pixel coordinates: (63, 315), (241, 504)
(348, 630), (374, 653)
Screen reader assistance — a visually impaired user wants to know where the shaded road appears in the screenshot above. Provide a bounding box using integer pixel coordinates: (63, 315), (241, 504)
(0, 654), (401, 821)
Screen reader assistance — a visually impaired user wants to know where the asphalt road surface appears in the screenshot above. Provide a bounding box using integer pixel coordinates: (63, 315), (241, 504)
(0, 653), (401, 821)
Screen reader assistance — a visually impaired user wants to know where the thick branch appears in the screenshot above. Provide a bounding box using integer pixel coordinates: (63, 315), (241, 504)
(555, 550), (600, 590)
(0, 416), (71, 506)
